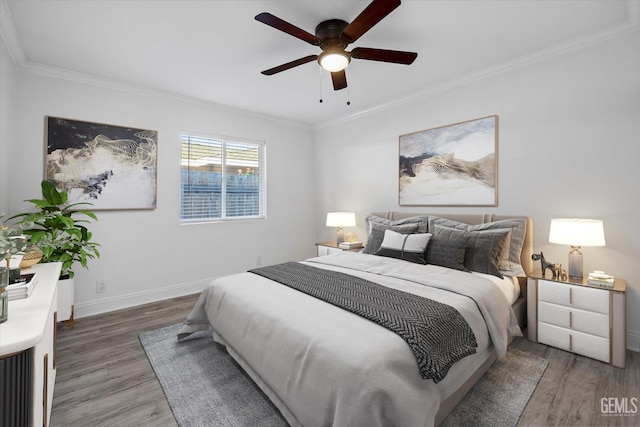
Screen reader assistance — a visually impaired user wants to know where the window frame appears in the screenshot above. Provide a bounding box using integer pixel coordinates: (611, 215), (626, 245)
(180, 132), (266, 223)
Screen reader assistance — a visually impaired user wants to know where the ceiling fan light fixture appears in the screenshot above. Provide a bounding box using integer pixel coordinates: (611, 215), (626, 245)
(257, 0), (417, 90)
(319, 51), (350, 72)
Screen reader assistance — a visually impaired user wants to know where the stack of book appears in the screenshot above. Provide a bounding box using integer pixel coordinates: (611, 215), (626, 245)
(339, 241), (364, 250)
(587, 271), (614, 288)
(6, 273), (38, 300)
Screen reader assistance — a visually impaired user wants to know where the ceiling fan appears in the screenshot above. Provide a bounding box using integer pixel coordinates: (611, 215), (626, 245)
(255, 0), (417, 91)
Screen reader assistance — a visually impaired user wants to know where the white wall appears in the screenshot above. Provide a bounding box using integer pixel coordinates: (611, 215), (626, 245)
(0, 33), (17, 212)
(313, 32), (640, 350)
(7, 70), (317, 317)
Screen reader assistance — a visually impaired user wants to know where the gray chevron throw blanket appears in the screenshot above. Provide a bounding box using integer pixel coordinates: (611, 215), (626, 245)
(249, 262), (477, 383)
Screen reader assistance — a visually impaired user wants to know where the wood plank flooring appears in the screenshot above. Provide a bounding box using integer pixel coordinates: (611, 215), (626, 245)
(51, 294), (639, 426)
(511, 339), (639, 426)
(51, 295), (198, 427)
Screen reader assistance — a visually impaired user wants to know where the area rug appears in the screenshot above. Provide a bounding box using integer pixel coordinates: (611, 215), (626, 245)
(440, 347), (548, 427)
(139, 324), (548, 427)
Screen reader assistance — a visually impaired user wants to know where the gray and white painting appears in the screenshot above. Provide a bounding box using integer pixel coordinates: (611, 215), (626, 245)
(399, 116), (497, 206)
(46, 117), (157, 210)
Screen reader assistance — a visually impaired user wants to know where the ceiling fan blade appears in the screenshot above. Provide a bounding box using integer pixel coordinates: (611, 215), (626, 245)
(341, 0), (401, 44)
(261, 55), (318, 75)
(255, 13), (321, 46)
(351, 47), (417, 64)
(331, 70), (348, 91)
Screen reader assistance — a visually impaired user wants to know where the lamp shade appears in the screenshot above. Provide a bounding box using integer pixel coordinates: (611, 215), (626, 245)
(548, 218), (605, 247)
(326, 212), (356, 227)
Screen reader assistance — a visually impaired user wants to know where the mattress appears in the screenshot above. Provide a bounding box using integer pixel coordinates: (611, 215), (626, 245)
(180, 252), (522, 427)
(472, 271), (520, 304)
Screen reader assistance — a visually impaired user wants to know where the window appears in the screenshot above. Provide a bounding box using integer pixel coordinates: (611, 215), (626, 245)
(180, 134), (266, 222)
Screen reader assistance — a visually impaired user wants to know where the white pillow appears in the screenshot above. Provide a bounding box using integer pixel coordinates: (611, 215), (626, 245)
(375, 229), (432, 264)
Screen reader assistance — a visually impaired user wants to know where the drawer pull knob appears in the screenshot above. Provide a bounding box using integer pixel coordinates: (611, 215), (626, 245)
(569, 334), (573, 351)
(569, 288), (573, 305)
(569, 311), (573, 328)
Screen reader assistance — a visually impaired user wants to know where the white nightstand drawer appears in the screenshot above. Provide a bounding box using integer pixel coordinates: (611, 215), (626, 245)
(528, 273), (626, 368)
(538, 280), (609, 314)
(317, 246), (342, 256)
(538, 301), (609, 338)
(538, 322), (609, 363)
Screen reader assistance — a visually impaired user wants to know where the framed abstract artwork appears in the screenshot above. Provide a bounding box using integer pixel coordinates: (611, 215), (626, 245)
(45, 116), (157, 210)
(399, 115), (498, 206)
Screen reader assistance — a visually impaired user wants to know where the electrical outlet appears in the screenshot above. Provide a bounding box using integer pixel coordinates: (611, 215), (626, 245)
(256, 256), (263, 266)
(96, 280), (107, 293)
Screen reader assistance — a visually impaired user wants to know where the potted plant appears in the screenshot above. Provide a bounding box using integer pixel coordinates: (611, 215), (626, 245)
(0, 216), (28, 323)
(7, 180), (100, 326)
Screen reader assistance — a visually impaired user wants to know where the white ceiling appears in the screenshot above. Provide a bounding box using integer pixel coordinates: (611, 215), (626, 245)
(2, 1), (638, 126)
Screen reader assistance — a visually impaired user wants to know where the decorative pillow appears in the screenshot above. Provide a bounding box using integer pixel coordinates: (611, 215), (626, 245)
(428, 216), (526, 276)
(425, 235), (468, 271)
(365, 214), (429, 235)
(432, 225), (508, 278)
(375, 230), (432, 264)
(363, 222), (420, 254)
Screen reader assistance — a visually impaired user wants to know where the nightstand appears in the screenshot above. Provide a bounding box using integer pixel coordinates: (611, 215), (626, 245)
(315, 242), (362, 257)
(527, 270), (626, 368)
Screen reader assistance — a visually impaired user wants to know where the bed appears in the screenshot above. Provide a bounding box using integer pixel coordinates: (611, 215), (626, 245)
(180, 212), (533, 427)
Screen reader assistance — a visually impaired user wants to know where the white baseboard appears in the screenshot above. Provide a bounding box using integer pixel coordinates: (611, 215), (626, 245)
(628, 328), (640, 353)
(71, 282), (640, 354)
(73, 279), (210, 319)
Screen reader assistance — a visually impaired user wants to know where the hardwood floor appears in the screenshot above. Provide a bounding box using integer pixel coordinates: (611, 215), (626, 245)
(51, 294), (199, 427)
(512, 339), (639, 427)
(51, 294), (639, 427)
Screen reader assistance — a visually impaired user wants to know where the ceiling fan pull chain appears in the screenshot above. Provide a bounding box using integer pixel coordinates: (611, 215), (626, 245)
(319, 67), (324, 103)
(347, 85), (351, 106)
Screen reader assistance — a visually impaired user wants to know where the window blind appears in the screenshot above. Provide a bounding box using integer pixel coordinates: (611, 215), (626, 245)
(181, 134), (265, 221)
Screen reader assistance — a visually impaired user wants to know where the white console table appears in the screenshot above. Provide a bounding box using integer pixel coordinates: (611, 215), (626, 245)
(0, 262), (61, 427)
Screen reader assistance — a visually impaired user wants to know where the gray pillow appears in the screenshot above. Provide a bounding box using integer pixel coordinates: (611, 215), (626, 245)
(375, 230), (432, 265)
(428, 217), (526, 276)
(432, 225), (508, 278)
(363, 222), (419, 254)
(425, 235), (468, 272)
(365, 214), (429, 234)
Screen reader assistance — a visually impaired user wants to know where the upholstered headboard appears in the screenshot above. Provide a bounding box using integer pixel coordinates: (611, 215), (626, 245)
(368, 211), (533, 332)
(369, 212), (534, 275)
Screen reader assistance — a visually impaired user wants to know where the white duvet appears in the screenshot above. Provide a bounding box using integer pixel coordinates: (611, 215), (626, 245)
(180, 252), (522, 427)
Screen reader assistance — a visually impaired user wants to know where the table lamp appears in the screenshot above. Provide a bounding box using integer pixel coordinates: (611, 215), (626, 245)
(548, 218), (605, 279)
(326, 212), (356, 245)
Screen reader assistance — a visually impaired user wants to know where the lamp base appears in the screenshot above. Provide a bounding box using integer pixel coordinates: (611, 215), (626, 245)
(336, 227), (345, 245)
(568, 250), (583, 278)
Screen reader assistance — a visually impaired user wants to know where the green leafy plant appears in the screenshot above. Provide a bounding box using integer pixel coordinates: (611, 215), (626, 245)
(8, 181), (100, 279)
(0, 214), (28, 263)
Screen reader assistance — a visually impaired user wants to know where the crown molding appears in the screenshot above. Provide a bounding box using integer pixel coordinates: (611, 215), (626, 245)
(315, 1), (640, 130)
(0, 0), (26, 66)
(21, 60), (311, 130)
(2, 0), (638, 131)
(0, 0), (310, 131)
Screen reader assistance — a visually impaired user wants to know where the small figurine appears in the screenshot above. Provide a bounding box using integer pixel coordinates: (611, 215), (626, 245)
(532, 252), (554, 278)
(552, 264), (568, 281)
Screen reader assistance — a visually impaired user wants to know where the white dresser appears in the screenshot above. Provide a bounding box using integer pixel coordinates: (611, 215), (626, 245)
(0, 262), (61, 427)
(527, 270), (626, 368)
